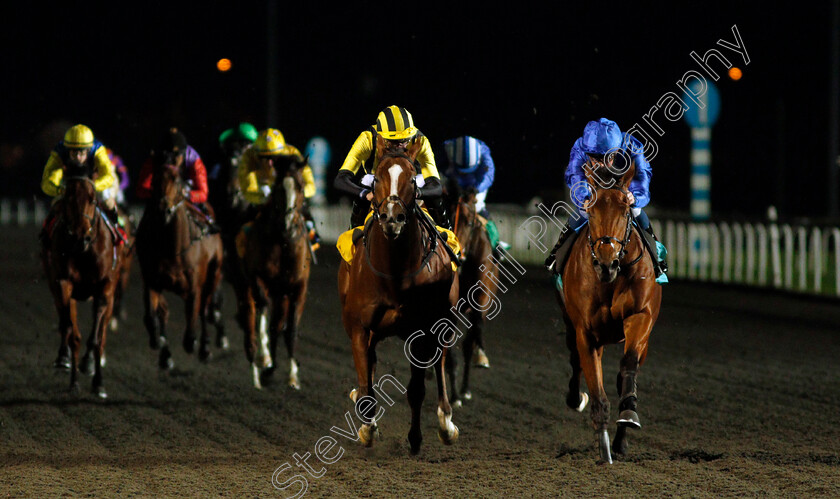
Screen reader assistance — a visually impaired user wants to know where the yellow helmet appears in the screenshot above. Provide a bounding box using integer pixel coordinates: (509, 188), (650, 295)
(374, 105), (418, 141)
(255, 128), (287, 156)
(63, 124), (94, 149)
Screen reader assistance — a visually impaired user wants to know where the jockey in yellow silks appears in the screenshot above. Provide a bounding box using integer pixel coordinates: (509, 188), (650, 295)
(237, 128), (321, 251)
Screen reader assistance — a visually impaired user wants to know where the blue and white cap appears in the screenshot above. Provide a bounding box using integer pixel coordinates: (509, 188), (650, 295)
(445, 136), (481, 173)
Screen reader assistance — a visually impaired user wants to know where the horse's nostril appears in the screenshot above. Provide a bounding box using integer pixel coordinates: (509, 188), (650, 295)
(395, 213), (406, 223)
(610, 260), (619, 270)
(592, 259), (599, 267)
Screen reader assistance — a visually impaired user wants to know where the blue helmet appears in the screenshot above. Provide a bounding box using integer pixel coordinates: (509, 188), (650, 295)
(581, 118), (622, 155)
(445, 136), (481, 173)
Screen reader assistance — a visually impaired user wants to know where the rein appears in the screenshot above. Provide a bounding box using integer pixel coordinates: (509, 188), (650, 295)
(587, 189), (643, 271)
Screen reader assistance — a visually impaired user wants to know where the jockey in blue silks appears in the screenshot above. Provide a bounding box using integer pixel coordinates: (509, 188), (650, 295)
(545, 118), (668, 279)
(443, 135), (510, 255)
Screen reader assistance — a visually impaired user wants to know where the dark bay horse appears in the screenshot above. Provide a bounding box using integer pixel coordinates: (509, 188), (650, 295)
(236, 155), (311, 390)
(135, 161), (226, 370)
(555, 160), (662, 463)
(444, 186), (497, 406)
(41, 166), (124, 397)
(338, 136), (460, 454)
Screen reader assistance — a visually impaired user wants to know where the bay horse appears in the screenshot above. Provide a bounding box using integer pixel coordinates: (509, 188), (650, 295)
(236, 154), (311, 390)
(555, 159), (662, 463)
(41, 164), (124, 397)
(109, 204), (135, 332)
(135, 160), (226, 370)
(443, 185), (497, 406)
(338, 135), (460, 454)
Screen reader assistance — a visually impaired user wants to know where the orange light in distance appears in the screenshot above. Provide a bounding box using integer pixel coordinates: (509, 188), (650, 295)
(217, 58), (232, 72)
(728, 67), (742, 81)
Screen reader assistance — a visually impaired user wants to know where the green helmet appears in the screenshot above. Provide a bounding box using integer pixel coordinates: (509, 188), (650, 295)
(219, 122), (258, 147)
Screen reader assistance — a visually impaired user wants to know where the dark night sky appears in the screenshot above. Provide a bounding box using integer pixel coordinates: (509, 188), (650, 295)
(0, 2), (832, 221)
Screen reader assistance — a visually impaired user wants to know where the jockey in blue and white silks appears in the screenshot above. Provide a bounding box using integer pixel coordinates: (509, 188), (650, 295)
(443, 135), (510, 253)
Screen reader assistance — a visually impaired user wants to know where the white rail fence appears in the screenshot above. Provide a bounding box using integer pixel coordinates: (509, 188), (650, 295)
(9, 198), (840, 297)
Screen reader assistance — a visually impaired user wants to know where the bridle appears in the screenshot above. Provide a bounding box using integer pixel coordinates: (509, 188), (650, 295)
(369, 152), (419, 223)
(587, 187), (643, 271)
(63, 175), (101, 249)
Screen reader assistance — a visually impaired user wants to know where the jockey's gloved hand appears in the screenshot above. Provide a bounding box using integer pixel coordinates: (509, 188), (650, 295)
(260, 185), (271, 198)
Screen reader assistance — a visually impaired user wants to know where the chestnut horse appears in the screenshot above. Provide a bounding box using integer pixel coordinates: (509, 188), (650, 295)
(41, 166), (124, 397)
(338, 136), (460, 454)
(444, 186), (497, 406)
(135, 161), (226, 370)
(555, 160), (662, 463)
(236, 155), (311, 390)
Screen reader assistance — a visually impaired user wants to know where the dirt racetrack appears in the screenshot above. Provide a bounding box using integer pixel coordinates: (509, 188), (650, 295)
(1, 224), (839, 497)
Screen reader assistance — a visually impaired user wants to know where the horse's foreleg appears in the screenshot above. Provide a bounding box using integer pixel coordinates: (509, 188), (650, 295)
(445, 349), (461, 408)
(284, 283), (308, 390)
(348, 324), (377, 446)
(612, 314), (654, 456)
(407, 362), (426, 454)
(435, 348), (459, 446)
(68, 296), (81, 395)
(198, 275), (217, 363)
(565, 318), (588, 412)
(182, 291), (199, 355)
(576, 332), (611, 464)
(89, 289), (114, 399)
(143, 287), (162, 349)
(52, 283), (73, 370)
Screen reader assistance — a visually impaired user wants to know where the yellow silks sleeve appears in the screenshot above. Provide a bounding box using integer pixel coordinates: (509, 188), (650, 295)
(415, 135), (440, 179)
(92, 146), (116, 192)
(301, 166), (316, 198)
(239, 150), (271, 205)
(339, 131), (374, 175)
(41, 152), (65, 197)
(338, 131), (439, 179)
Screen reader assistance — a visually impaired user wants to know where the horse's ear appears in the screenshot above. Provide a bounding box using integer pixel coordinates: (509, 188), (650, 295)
(374, 133), (388, 161)
(406, 137), (422, 161)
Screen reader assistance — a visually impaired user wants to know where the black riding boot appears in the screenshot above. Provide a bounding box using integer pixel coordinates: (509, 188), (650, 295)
(425, 198), (452, 230)
(644, 225), (668, 275)
(350, 197), (368, 228)
(544, 227), (578, 273)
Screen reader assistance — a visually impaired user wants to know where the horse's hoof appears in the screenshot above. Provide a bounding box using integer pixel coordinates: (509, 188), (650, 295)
(472, 348), (490, 369)
(349, 388), (359, 402)
(257, 353), (273, 370)
(54, 356), (71, 370)
(150, 336), (164, 350)
(199, 348), (213, 363)
(617, 409), (642, 429)
(571, 392), (589, 413)
(358, 424), (378, 447)
(437, 424), (460, 445)
(597, 429), (613, 465)
(80, 354), (95, 376)
(93, 385), (108, 399)
(216, 336), (230, 350)
(259, 366), (277, 387)
(462, 391), (472, 401)
(183, 337), (196, 354)
(159, 350), (174, 371)
(109, 317), (119, 332)
(288, 359), (300, 390)
(252, 363), (263, 390)
(452, 399), (462, 409)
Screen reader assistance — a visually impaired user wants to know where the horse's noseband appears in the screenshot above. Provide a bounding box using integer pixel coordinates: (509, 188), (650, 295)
(588, 211), (633, 270)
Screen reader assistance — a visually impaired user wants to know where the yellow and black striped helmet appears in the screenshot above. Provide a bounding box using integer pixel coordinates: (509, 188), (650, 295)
(374, 105), (418, 141)
(63, 124), (94, 149)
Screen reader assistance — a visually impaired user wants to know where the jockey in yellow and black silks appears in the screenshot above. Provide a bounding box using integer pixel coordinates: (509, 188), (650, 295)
(238, 128), (321, 250)
(333, 105), (451, 229)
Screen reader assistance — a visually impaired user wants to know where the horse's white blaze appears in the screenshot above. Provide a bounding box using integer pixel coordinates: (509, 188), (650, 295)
(437, 406), (456, 434)
(388, 165), (402, 197)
